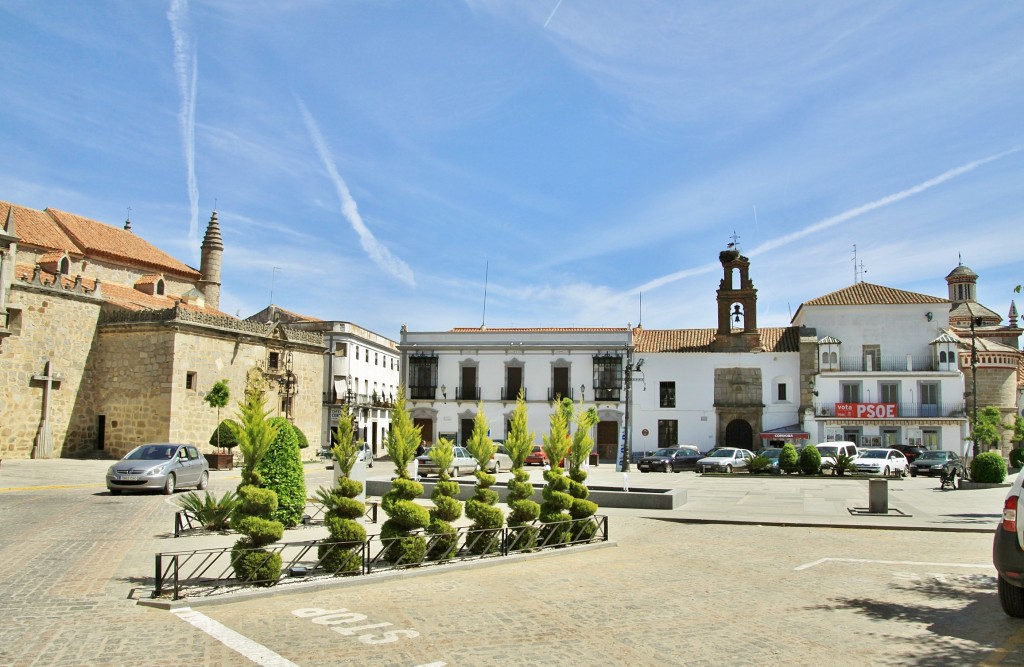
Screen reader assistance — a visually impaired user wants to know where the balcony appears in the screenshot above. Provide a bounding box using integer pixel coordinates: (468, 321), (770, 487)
(502, 387), (527, 401)
(814, 402), (966, 419)
(548, 387), (574, 401)
(821, 355), (938, 373)
(457, 386), (480, 401)
(409, 385), (437, 400)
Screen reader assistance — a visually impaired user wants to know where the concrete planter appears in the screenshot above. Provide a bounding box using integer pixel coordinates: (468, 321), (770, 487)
(204, 452), (234, 471)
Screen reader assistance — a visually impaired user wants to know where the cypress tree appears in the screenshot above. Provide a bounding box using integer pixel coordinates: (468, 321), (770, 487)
(380, 390), (429, 564)
(504, 391), (540, 550)
(316, 408), (365, 574)
(566, 402), (600, 541)
(539, 398), (574, 546)
(425, 437), (462, 561)
(464, 404), (503, 555)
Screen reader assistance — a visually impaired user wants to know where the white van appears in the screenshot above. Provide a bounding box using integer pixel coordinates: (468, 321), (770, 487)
(813, 441), (859, 473)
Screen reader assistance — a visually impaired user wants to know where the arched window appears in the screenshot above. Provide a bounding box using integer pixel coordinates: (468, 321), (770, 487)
(821, 352), (829, 365)
(939, 351), (947, 363)
(829, 352), (838, 364)
(156, 279), (165, 295)
(58, 256), (70, 274)
(949, 351), (956, 364)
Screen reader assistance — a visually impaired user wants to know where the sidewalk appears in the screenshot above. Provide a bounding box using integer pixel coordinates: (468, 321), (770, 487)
(0, 457), (1012, 534)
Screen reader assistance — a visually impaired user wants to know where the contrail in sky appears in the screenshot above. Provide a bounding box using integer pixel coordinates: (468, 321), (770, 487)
(296, 98), (416, 287)
(167, 0), (199, 253)
(544, 0), (564, 28)
(631, 147), (1021, 295)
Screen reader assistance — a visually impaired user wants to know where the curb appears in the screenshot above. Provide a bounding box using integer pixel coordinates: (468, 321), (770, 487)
(649, 516), (997, 534)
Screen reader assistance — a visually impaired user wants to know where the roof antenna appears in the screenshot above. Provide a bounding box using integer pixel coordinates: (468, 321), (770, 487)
(481, 261), (489, 329)
(852, 245), (867, 283)
(270, 266), (280, 305)
(639, 291), (643, 327)
(124, 205), (132, 231)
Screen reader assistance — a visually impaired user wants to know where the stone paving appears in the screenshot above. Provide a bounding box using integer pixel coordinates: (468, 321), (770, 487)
(1, 458), (1022, 666)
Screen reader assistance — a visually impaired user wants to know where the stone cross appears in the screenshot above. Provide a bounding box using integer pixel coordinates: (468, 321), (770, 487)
(31, 360), (61, 459)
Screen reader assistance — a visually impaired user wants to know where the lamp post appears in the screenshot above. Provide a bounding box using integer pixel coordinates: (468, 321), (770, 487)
(277, 351), (297, 421)
(580, 384), (585, 401)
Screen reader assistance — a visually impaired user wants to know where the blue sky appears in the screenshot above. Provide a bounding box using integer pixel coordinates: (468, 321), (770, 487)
(2, 1), (1022, 340)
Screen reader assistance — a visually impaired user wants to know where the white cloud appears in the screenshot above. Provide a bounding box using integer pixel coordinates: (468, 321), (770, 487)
(166, 0), (200, 256)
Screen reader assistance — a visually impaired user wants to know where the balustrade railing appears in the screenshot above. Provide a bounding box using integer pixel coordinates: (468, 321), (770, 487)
(814, 401), (966, 418)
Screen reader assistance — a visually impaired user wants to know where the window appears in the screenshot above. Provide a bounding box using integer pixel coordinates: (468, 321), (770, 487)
(408, 356), (438, 399)
(268, 351), (280, 370)
(355, 347), (360, 361)
(155, 278), (165, 295)
(880, 382), (899, 404)
(841, 382), (861, 403)
(658, 420), (678, 447)
(375, 353), (379, 366)
(185, 371), (197, 390)
(506, 365), (524, 400)
(334, 342), (347, 356)
(459, 364), (479, 400)
(882, 429), (898, 447)
(919, 382), (939, 417)
(660, 382), (676, 408)
(862, 345), (880, 372)
(551, 365), (571, 400)
(592, 355), (623, 401)
(777, 383), (787, 401)
(58, 256), (70, 274)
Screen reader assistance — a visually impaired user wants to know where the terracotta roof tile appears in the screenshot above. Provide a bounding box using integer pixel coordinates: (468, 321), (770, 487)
(634, 326), (800, 353)
(802, 282), (948, 307)
(45, 207), (199, 279)
(1, 201), (82, 253)
(448, 327), (629, 333)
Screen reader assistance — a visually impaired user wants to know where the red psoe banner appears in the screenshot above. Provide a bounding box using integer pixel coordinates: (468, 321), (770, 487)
(834, 403), (898, 418)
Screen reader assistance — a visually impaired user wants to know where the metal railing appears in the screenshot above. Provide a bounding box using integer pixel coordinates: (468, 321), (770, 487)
(154, 515), (608, 599)
(822, 355), (938, 372)
(174, 501), (379, 537)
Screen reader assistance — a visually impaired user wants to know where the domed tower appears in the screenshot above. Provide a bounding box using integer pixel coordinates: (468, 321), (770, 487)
(198, 210), (223, 311)
(946, 261), (1000, 327)
(945, 262), (978, 305)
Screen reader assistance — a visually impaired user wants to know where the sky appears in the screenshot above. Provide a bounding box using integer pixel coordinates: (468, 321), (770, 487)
(2, 1), (1022, 341)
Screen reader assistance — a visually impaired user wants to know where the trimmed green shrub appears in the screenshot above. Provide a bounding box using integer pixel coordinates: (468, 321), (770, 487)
(779, 443), (799, 474)
(971, 451), (1007, 483)
(209, 419), (240, 452)
(257, 418), (307, 528)
(1009, 448), (1024, 469)
(177, 489), (239, 531)
(380, 391), (429, 565)
(505, 392), (540, 551)
(292, 425), (309, 449)
(799, 445), (821, 475)
(315, 483), (366, 574)
(204, 379), (231, 449)
(567, 402), (600, 542)
(231, 539), (282, 586)
(539, 399), (574, 546)
(426, 438), (462, 561)
(465, 405), (503, 555)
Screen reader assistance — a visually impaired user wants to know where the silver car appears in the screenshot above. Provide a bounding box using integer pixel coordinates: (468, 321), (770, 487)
(696, 448), (755, 474)
(106, 443), (209, 495)
(416, 445), (478, 478)
(486, 444), (514, 473)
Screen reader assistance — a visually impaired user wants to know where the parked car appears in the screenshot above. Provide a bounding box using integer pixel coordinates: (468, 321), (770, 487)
(758, 448), (785, 474)
(993, 471), (1024, 617)
(417, 446), (478, 478)
(908, 450), (965, 477)
(525, 445), (548, 466)
(106, 443), (209, 495)
(486, 444), (513, 473)
(637, 446), (700, 473)
(696, 448), (754, 474)
(815, 442), (860, 473)
(891, 444), (926, 463)
(852, 448), (908, 477)
(358, 443), (373, 468)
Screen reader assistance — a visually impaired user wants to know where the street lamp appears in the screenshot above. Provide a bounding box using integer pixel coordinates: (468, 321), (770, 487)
(440, 384), (447, 403)
(580, 384), (586, 401)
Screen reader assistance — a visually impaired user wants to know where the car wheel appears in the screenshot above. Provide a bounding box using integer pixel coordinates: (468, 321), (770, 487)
(909, 469), (917, 477)
(197, 471), (209, 490)
(998, 576), (1024, 618)
(452, 467), (460, 477)
(492, 462), (501, 474)
(109, 489), (122, 495)
(163, 473), (176, 495)
(725, 464), (732, 474)
(883, 466), (890, 477)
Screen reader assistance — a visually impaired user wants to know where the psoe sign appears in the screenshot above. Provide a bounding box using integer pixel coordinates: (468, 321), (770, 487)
(835, 403), (898, 419)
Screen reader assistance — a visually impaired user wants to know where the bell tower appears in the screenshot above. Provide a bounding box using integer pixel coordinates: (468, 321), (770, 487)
(199, 210), (223, 311)
(713, 248), (761, 352)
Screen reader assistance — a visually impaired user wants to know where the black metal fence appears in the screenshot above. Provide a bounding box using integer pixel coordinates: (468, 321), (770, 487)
(155, 515), (609, 600)
(174, 501), (380, 537)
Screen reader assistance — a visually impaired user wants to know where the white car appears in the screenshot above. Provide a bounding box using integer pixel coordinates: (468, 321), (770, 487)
(815, 441), (860, 473)
(696, 448), (754, 474)
(852, 448), (908, 477)
(486, 444), (513, 473)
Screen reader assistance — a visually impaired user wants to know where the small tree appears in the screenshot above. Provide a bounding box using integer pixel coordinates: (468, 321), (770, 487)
(566, 402), (600, 541)
(465, 404), (502, 555)
(316, 409), (366, 574)
(779, 443), (799, 474)
(426, 437), (462, 561)
(258, 418), (307, 528)
(799, 444), (822, 476)
(209, 419), (240, 452)
(505, 391), (540, 551)
(204, 379), (231, 451)
(539, 398), (574, 546)
(292, 425), (310, 450)
(227, 370), (283, 585)
(972, 450), (1007, 484)
(972, 405), (1005, 454)
(380, 389), (429, 564)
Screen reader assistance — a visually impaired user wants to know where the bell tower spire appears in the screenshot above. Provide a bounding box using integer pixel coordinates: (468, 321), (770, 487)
(199, 210), (223, 311)
(713, 245), (761, 352)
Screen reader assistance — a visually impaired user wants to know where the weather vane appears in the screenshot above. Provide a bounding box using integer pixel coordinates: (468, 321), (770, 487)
(726, 231), (740, 251)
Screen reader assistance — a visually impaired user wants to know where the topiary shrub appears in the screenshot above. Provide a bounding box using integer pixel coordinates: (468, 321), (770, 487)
(971, 451), (1007, 484)
(539, 399), (574, 546)
(426, 438), (462, 561)
(315, 479), (366, 574)
(209, 419), (240, 452)
(465, 405), (503, 555)
(504, 393), (540, 551)
(779, 443), (799, 474)
(380, 392), (429, 565)
(1009, 448), (1024, 470)
(257, 418), (307, 528)
(292, 425), (309, 450)
(566, 402), (600, 542)
(799, 445), (821, 475)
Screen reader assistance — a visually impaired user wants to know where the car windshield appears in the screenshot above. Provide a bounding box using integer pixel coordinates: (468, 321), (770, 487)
(762, 450), (781, 459)
(711, 449), (736, 458)
(652, 448), (677, 457)
(817, 446), (838, 457)
(126, 445), (177, 460)
(917, 452), (946, 461)
(860, 450), (887, 459)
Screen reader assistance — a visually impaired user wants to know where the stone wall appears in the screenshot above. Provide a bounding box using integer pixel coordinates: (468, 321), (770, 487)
(0, 285), (102, 458)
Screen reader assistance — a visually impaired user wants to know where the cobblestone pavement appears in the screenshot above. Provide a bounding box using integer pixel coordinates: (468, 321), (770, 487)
(1, 460), (1022, 666)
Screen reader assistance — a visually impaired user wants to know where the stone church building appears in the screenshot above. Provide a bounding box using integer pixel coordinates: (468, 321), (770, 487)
(0, 201), (324, 460)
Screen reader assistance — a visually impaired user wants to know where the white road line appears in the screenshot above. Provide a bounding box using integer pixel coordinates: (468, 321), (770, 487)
(795, 557), (993, 571)
(173, 607), (300, 667)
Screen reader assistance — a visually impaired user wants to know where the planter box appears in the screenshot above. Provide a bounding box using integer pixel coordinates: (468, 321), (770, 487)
(204, 452), (234, 471)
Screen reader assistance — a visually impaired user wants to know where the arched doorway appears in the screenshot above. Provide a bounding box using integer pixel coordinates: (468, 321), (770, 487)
(725, 419), (754, 449)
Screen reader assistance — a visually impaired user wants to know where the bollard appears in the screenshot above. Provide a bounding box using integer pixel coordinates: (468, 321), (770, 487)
(868, 478), (888, 513)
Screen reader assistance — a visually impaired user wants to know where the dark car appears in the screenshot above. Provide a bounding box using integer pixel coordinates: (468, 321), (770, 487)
(993, 472), (1024, 617)
(909, 450), (965, 477)
(892, 444), (926, 463)
(637, 446), (701, 473)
